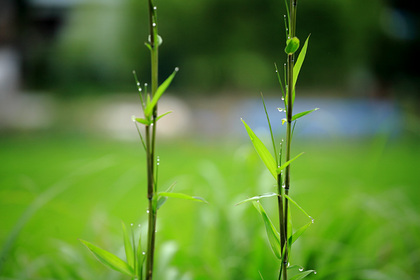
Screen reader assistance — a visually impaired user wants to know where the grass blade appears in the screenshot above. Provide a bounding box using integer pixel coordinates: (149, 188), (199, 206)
(252, 201), (281, 259)
(235, 192), (278, 206)
(136, 227), (144, 279)
(289, 270), (316, 280)
(291, 108), (319, 122)
(274, 63), (286, 106)
(261, 93), (278, 165)
(135, 117), (152, 126)
(121, 222), (135, 269)
(284, 194), (313, 222)
(242, 119), (277, 179)
(79, 239), (134, 276)
(158, 192), (208, 203)
(293, 34), (310, 89)
(155, 111), (173, 122)
(276, 152), (304, 174)
(288, 221), (312, 245)
(144, 67), (179, 117)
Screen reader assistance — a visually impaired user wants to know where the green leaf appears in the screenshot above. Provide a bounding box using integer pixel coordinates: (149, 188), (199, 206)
(252, 201), (281, 259)
(136, 228), (144, 279)
(261, 93), (278, 166)
(121, 222), (134, 269)
(242, 119), (277, 179)
(155, 111), (172, 122)
(156, 182), (177, 210)
(288, 221), (312, 245)
(235, 192), (278, 206)
(293, 34), (310, 89)
(289, 270), (316, 280)
(284, 194), (314, 222)
(79, 239), (134, 276)
(285, 37), (300, 55)
(274, 63), (286, 106)
(276, 152), (304, 174)
(135, 117), (152, 125)
(291, 108), (319, 122)
(158, 192), (208, 203)
(144, 68), (179, 117)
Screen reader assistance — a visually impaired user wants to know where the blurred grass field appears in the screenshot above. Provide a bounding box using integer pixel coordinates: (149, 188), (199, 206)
(1, 133), (420, 279)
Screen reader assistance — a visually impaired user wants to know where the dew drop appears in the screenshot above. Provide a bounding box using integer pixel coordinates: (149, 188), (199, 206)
(299, 268), (304, 272)
(146, 210), (150, 214)
(137, 82), (140, 86)
(175, 67), (179, 72)
(309, 216), (314, 223)
(152, 23), (156, 27)
(277, 108), (284, 112)
(130, 223), (134, 226)
(131, 115), (136, 122)
(138, 224), (141, 227)
(281, 97), (285, 101)
(153, 6), (157, 10)
(138, 88), (142, 92)
(314, 271), (317, 274)
(142, 251), (146, 255)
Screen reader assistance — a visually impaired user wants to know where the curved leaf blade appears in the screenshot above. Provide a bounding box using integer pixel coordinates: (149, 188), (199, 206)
(288, 221), (312, 245)
(144, 68), (179, 117)
(276, 152), (304, 174)
(79, 239), (134, 276)
(242, 119), (277, 179)
(158, 192), (208, 203)
(252, 201), (281, 259)
(235, 192), (278, 206)
(284, 194), (314, 222)
(121, 222), (134, 269)
(293, 34), (310, 89)
(289, 270), (316, 280)
(291, 108), (319, 122)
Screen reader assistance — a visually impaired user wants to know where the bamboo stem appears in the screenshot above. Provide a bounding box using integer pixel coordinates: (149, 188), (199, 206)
(145, 0), (159, 279)
(280, 0), (298, 279)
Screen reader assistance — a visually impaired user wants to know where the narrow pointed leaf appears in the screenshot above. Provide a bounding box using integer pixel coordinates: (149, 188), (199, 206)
(274, 63), (286, 104)
(252, 201), (281, 259)
(261, 93), (278, 166)
(136, 228), (144, 279)
(144, 68), (179, 117)
(289, 270), (316, 280)
(235, 192), (278, 206)
(284, 194), (314, 222)
(156, 182), (177, 210)
(293, 35), (310, 88)
(291, 108), (319, 122)
(155, 111), (172, 122)
(121, 222), (134, 269)
(242, 119), (277, 179)
(276, 152), (304, 174)
(135, 118), (152, 125)
(158, 192), (208, 203)
(79, 239), (134, 276)
(288, 221), (312, 245)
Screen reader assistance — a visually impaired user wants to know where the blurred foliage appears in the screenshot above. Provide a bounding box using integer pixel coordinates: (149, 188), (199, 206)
(21, 0), (419, 96)
(0, 135), (420, 279)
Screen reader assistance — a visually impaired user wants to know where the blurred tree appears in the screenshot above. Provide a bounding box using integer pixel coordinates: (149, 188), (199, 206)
(19, 0), (416, 98)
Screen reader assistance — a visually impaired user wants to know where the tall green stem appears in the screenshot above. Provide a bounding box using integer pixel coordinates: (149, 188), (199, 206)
(281, 0), (297, 279)
(145, 0), (159, 279)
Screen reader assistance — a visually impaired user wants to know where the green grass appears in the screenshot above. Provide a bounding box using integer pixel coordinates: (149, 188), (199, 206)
(0, 134), (419, 279)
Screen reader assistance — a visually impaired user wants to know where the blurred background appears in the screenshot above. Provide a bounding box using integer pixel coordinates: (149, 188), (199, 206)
(1, 0), (419, 279)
